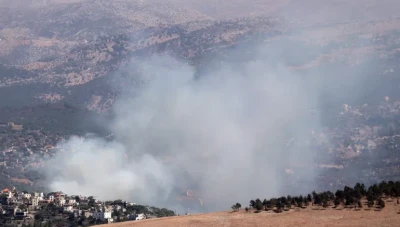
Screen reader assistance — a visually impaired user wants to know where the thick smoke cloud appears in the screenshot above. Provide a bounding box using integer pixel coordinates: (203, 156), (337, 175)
(9, 0), (394, 213)
(42, 0), (387, 209)
(45, 47), (330, 212)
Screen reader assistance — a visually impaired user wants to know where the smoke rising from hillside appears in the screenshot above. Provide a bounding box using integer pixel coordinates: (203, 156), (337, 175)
(44, 45), (334, 211)
(0, 0), (394, 214)
(41, 0), (385, 209)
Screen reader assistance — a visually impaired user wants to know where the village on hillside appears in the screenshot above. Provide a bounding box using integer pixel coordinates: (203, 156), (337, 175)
(0, 187), (175, 227)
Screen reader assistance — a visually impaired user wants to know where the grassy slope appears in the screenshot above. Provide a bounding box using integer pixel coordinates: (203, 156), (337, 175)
(107, 201), (400, 227)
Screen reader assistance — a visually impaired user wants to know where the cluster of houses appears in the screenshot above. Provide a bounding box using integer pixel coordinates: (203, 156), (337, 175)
(0, 187), (147, 226)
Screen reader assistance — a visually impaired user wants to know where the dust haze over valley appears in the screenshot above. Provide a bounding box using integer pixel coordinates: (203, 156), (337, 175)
(1, 0), (400, 214)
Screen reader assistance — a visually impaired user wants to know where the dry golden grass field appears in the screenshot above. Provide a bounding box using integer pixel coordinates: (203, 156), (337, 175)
(106, 201), (400, 227)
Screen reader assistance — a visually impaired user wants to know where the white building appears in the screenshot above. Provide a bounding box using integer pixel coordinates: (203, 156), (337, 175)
(16, 192), (25, 200)
(24, 193), (31, 199)
(64, 206), (73, 212)
(84, 211), (93, 218)
(31, 197), (39, 206)
(93, 211), (112, 221)
(73, 209), (83, 218)
(136, 213), (146, 220)
(57, 198), (66, 206)
(67, 198), (76, 205)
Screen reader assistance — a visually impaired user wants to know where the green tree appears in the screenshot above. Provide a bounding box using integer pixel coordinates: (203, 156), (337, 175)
(298, 195), (304, 206)
(291, 197), (297, 205)
(231, 202), (241, 211)
(345, 195), (354, 206)
(367, 192), (376, 203)
(266, 200), (272, 209)
(88, 196), (95, 207)
(297, 199), (303, 208)
(231, 204), (238, 211)
(280, 196), (288, 205)
(236, 203), (241, 210)
(287, 195), (292, 203)
(249, 200), (255, 209)
(255, 199), (263, 211)
(314, 194), (321, 205)
(354, 183), (366, 196)
(369, 184), (382, 197)
(322, 199), (329, 208)
(335, 190), (344, 199)
(307, 194), (312, 203)
(334, 198), (340, 207)
(276, 201), (284, 212)
(262, 199), (268, 210)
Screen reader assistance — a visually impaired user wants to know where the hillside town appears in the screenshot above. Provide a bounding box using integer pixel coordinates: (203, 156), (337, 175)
(0, 187), (175, 227)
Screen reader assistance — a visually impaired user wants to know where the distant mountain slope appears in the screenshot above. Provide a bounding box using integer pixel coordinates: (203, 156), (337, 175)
(1, 0), (212, 31)
(277, 0), (400, 23)
(0, 0), (400, 114)
(151, 0), (291, 19)
(151, 0), (400, 21)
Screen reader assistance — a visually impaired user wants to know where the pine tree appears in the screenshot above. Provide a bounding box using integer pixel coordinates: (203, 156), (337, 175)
(249, 200), (255, 209)
(262, 199), (268, 211)
(255, 199), (263, 211)
(334, 197), (340, 207)
(307, 194), (312, 203)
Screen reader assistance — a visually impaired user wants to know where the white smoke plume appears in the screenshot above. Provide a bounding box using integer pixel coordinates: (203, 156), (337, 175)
(7, 0), (396, 213)
(44, 48), (330, 212)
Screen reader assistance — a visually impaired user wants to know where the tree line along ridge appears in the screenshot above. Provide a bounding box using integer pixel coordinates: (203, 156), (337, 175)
(232, 180), (400, 213)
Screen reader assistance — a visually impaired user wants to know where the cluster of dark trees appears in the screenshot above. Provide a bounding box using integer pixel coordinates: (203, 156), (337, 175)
(233, 180), (400, 213)
(231, 203), (242, 211)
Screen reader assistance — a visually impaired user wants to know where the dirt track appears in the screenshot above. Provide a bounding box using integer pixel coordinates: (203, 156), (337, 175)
(107, 203), (400, 227)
